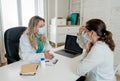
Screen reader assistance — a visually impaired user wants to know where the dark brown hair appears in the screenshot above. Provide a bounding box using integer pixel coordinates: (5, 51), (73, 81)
(86, 19), (115, 51)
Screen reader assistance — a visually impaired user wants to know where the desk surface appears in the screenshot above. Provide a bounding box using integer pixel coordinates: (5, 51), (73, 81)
(0, 46), (84, 81)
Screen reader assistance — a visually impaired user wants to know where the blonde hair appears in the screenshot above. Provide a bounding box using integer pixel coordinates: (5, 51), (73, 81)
(25, 16), (46, 49)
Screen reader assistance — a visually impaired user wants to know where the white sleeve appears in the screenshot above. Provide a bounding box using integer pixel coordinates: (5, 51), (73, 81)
(44, 39), (54, 54)
(77, 34), (85, 49)
(19, 34), (43, 63)
(76, 44), (104, 76)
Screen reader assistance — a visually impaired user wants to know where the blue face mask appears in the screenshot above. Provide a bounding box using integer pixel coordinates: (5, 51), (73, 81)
(82, 31), (91, 44)
(38, 27), (46, 35)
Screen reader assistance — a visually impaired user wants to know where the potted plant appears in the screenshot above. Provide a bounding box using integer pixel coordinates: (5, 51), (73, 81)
(66, 16), (71, 25)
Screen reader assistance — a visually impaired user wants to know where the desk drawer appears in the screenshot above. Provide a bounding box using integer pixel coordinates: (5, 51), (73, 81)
(56, 34), (66, 43)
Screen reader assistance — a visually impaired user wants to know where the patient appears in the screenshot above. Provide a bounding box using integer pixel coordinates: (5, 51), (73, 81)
(76, 19), (116, 81)
(19, 16), (54, 63)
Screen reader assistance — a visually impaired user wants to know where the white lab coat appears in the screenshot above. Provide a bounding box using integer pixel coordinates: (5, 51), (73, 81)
(19, 33), (53, 63)
(76, 35), (116, 81)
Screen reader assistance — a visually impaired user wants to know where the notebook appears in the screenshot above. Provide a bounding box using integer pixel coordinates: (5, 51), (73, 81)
(20, 64), (39, 76)
(55, 35), (83, 58)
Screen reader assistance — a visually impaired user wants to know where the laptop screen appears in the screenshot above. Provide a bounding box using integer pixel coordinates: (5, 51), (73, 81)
(64, 35), (83, 54)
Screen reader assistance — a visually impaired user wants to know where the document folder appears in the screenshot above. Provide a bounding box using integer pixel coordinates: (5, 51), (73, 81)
(20, 64), (39, 76)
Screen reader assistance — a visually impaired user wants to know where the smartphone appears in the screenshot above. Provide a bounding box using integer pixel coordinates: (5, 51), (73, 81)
(45, 59), (58, 66)
(53, 59), (58, 64)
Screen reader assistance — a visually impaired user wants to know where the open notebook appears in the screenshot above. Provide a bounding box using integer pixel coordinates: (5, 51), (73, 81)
(20, 64), (39, 76)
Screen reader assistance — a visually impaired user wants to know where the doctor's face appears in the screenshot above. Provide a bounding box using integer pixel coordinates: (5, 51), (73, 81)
(35, 20), (45, 33)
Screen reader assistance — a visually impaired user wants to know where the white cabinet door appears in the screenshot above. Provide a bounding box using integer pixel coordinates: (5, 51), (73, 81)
(56, 27), (79, 43)
(57, 27), (79, 35)
(56, 34), (66, 43)
(49, 25), (80, 44)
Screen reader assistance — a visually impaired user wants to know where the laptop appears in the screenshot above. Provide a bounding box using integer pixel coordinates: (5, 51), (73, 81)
(54, 35), (83, 58)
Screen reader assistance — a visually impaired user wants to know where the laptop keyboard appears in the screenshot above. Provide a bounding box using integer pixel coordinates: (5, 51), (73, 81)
(54, 49), (81, 58)
(65, 50), (78, 55)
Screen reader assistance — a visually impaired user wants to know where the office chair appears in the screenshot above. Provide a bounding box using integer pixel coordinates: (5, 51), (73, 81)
(4, 26), (26, 64)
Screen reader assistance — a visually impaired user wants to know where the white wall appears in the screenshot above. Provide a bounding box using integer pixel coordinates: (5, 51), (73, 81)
(57, 0), (69, 18)
(48, 0), (55, 25)
(109, 0), (120, 67)
(82, 0), (111, 27)
(48, 0), (69, 25)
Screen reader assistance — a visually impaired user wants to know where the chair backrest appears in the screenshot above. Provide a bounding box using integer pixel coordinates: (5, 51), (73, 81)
(4, 27), (26, 64)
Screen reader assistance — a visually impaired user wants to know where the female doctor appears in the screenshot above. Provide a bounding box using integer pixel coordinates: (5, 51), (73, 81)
(19, 16), (54, 63)
(76, 19), (116, 81)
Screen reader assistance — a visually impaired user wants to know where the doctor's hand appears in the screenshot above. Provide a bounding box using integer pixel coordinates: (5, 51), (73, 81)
(44, 50), (54, 59)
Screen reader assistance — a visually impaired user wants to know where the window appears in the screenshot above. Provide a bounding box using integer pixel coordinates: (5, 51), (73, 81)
(21, 0), (35, 26)
(0, 0), (44, 31)
(1, 0), (18, 31)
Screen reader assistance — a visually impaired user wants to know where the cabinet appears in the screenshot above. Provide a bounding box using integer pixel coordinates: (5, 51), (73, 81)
(48, 25), (80, 47)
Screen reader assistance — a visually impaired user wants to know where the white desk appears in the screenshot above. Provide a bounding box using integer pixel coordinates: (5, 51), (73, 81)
(0, 46), (84, 81)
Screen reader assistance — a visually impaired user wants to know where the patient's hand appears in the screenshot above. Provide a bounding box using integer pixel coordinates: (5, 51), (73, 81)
(78, 26), (88, 35)
(86, 43), (93, 53)
(44, 50), (54, 59)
